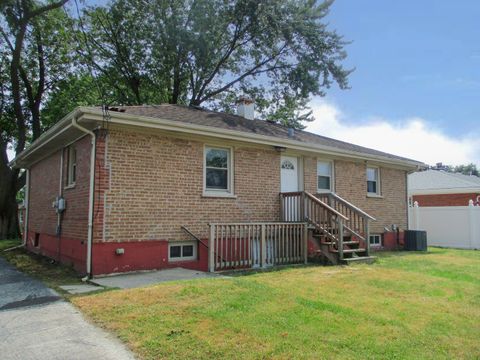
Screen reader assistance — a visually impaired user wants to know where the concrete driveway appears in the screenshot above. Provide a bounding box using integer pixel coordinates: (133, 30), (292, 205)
(0, 257), (135, 360)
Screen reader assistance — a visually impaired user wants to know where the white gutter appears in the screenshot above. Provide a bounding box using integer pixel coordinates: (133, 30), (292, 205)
(71, 116), (96, 279)
(22, 169), (30, 246)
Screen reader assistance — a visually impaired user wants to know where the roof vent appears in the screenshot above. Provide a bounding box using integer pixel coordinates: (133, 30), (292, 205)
(288, 128), (295, 137)
(236, 96), (254, 120)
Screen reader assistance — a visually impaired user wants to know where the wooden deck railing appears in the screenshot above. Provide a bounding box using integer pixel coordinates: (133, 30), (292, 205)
(208, 222), (308, 272)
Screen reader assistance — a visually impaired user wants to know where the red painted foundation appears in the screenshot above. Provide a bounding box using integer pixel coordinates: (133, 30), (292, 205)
(378, 231), (405, 251)
(92, 240), (208, 276)
(25, 231), (87, 273)
(25, 231), (208, 276)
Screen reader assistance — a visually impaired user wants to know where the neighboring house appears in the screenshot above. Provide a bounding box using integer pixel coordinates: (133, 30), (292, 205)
(408, 170), (480, 206)
(408, 170), (480, 250)
(11, 101), (423, 276)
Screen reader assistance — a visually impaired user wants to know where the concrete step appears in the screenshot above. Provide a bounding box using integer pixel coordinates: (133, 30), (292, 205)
(330, 248), (366, 254)
(341, 256), (376, 265)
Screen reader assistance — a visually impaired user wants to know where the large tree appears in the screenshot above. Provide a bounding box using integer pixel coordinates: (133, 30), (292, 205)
(79, 0), (350, 127)
(1, 0), (350, 239)
(0, 0), (71, 239)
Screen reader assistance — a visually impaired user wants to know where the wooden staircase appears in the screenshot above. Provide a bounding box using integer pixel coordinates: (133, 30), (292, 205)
(311, 228), (375, 265)
(280, 191), (376, 265)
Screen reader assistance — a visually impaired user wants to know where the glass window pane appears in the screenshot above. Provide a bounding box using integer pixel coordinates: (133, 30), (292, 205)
(182, 245), (194, 257)
(367, 167), (377, 181)
(170, 246), (181, 258)
(367, 181), (377, 193)
(317, 161), (331, 176)
(281, 160), (295, 170)
(206, 148), (228, 168)
(318, 176), (330, 190)
(206, 168), (228, 189)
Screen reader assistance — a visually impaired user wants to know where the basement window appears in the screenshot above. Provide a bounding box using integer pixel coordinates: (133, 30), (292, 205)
(369, 234), (382, 247)
(169, 241), (197, 261)
(67, 146), (77, 186)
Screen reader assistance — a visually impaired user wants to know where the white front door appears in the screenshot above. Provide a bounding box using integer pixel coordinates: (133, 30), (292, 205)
(281, 156), (299, 192)
(281, 156), (301, 221)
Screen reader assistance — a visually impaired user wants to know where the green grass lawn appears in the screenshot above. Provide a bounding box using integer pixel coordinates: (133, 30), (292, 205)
(72, 248), (480, 360)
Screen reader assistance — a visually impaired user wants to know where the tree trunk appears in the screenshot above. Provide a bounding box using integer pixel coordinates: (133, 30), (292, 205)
(0, 142), (20, 239)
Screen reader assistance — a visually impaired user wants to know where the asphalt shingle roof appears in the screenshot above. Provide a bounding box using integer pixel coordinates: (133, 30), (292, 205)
(408, 169), (480, 191)
(105, 104), (421, 164)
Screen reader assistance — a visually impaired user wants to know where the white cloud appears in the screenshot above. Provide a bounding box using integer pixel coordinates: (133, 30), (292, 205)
(306, 100), (480, 167)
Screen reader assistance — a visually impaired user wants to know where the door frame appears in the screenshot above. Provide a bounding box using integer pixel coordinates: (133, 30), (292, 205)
(280, 154), (304, 192)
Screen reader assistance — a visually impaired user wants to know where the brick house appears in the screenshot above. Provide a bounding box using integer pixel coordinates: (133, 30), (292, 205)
(11, 102), (423, 276)
(408, 170), (480, 207)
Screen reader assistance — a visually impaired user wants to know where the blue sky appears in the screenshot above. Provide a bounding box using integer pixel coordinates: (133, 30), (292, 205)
(319, 0), (479, 138)
(304, 0), (480, 166)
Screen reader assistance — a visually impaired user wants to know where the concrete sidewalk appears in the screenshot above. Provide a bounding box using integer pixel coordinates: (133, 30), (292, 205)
(91, 267), (221, 289)
(0, 257), (135, 360)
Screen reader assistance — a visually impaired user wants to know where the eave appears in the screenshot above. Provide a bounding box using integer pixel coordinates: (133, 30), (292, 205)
(11, 106), (426, 171)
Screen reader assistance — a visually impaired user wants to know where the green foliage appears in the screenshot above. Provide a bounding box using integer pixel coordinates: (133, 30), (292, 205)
(41, 73), (102, 128)
(453, 163), (479, 177)
(79, 0), (350, 128)
(437, 163), (479, 177)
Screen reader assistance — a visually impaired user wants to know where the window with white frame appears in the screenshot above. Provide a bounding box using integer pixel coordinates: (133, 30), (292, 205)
(367, 166), (380, 195)
(204, 146), (232, 194)
(67, 146), (77, 186)
(369, 234), (382, 247)
(317, 160), (333, 192)
(169, 241), (197, 261)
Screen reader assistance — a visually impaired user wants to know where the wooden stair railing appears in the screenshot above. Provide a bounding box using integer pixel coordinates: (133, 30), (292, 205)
(303, 192), (349, 260)
(280, 191), (376, 262)
(315, 192), (376, 256)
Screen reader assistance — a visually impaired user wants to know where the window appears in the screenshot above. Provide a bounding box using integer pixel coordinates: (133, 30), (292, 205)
(369, 234), (382, 247)
(67, 146), (77, 186)
(204, 146), (232, 195)
(169, 242), (197, 261)
(317, 160), (333, 192)
(281, 159), (295, 170)
(367, 166), (380, 195)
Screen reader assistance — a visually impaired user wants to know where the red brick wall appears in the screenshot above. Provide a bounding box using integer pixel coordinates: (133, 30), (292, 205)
(26, 125), (411, 275)
(26, 135), (92, 273)
(97, 128), (281, 243)
(412, 193), (480, 207)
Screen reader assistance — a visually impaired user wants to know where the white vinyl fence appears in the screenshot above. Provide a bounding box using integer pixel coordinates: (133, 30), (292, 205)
(409, 201), (480, 249)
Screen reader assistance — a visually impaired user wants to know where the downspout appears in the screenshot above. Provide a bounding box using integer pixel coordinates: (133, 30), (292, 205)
(22, 169), (30, 246)
(57, 150), (64, 261)
(71, 116), (96, 279)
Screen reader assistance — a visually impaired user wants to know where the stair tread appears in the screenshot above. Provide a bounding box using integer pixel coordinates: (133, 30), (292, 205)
(320, 241), (359, 245)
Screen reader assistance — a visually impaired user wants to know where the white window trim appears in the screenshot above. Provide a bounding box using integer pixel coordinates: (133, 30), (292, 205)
(203, 145), (235, 197)
(168, 241), (197, 262)
(367, 165), (381, 197)
(67, 146), (77, 186)
(317, 159), (334, 193)
(369, 234), (382, 247)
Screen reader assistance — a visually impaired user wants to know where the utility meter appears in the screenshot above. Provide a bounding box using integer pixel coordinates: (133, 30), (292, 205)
(53, 196), (66, 214)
